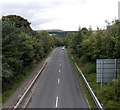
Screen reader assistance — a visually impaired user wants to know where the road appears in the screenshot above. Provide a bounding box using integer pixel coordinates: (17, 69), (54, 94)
(27, 47), (89, 108)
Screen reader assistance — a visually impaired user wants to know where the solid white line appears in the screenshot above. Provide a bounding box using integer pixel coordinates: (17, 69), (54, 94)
(13, 62), (47, 109)
(55, 96), (59, 108)
(59, 69), (61, 73)
(58, 78), (60, 84)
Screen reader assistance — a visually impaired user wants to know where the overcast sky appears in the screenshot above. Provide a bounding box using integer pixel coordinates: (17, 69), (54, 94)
(0, 0), (119, 31)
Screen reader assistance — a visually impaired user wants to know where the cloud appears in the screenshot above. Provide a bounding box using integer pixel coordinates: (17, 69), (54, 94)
(30, 17), (56, 30)
(0, 0), (64, 27)
(1, 2), (43, 20)
(0, 0), (119, 30)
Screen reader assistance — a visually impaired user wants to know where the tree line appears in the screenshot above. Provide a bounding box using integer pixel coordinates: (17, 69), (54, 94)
(2, 15), (64, 93)
(66, 20), (120, 108)
(67, 20), (120, 60)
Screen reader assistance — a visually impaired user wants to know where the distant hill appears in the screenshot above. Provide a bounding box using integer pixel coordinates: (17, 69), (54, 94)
(36, 29), (78, 37)
(36, 29), (99, 37)
(36, 29), (63, 32)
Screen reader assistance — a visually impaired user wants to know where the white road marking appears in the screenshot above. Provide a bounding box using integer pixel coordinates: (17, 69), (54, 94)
(60, 63), (61, 66)
(60, 59), (61, 62)
(58, 78), (60, 84)
(59, 69), (61, 73)
(55, 96), (59, 108)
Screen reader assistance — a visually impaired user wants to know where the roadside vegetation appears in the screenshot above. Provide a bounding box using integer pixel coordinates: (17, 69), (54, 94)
(66, 20), (120, 108)
(1, 14), (120, 109)
(67, 49), (97, 109)
(1, 15), (64, 102)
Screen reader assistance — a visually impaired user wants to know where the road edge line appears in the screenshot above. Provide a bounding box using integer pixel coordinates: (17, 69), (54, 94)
(13, 61), (47, 109)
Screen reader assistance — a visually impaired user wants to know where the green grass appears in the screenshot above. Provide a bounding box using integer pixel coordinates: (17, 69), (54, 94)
(67, 49), (97, 109)
(2, 48), (55, 104)
(74, 57), (102, 104)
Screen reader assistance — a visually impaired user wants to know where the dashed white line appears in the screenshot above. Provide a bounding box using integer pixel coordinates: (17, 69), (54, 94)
(60, 59), (61, 62)
(60, 63), (61, 66)
(55, 96), (59, 108)
(58, 78), (60, 84)
(59, 69), (61, 73)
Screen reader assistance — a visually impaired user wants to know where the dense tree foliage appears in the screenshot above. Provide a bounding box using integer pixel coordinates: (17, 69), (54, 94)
(66, 20), (120, 108)
(2, 15), (63, 92)
(67, 21), (120, 59)
(2, 15), (31, 31)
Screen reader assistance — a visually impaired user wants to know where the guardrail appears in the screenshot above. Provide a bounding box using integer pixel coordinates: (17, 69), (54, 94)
(13, 61), (47, 109)
(75, 63), (103, 110)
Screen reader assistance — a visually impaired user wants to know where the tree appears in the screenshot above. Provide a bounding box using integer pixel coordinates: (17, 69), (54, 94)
(2, 15), (60, 92)
(2, 15), (31, 28)
(2, 15), (32, 34)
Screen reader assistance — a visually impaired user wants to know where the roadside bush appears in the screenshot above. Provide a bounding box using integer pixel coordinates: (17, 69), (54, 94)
(83, 62), (95, 74)
(99, 76), (120, 109)
(80, 55), (89, 65)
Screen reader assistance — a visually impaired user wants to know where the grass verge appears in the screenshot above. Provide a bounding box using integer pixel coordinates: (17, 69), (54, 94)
(67, 48), (97, 109)
(2, 48), (55, 104)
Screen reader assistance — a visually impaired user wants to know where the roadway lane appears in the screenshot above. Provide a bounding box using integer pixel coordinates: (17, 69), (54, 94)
(27, 47), (89, 108)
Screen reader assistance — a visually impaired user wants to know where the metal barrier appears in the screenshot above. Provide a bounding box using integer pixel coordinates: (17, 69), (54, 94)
(75, 63), (103, 110)
(13, 48), (57, 109)
(13, 61), (47, 109)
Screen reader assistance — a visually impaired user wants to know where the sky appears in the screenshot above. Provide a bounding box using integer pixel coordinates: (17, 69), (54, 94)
(0, 0), (119, 31)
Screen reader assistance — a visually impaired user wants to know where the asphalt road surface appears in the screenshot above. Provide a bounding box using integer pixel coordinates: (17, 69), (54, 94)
(27, 47), (89, 108)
